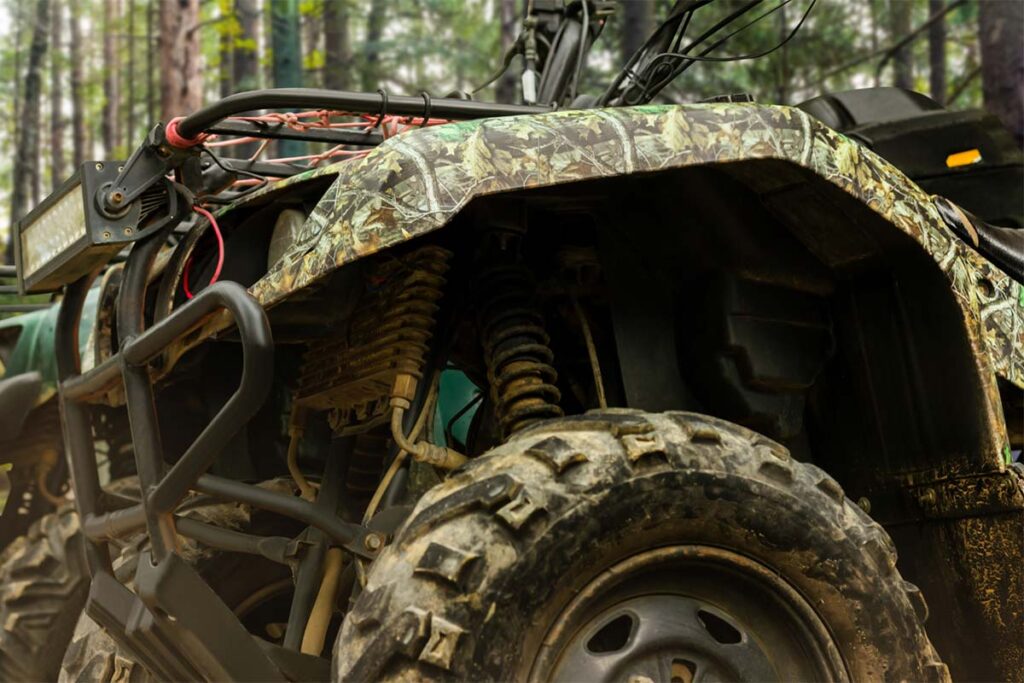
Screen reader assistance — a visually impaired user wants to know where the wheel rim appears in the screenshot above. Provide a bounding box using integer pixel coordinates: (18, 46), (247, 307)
(531, 546), (848, 683)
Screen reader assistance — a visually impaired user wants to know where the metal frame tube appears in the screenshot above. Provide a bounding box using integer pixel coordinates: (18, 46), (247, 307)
(137, 283), (274, 515)
(82, 506), (299, 565)
(178, 88), (552, 139)
(283, 436), (348, 650)
(117, 232), (179, 561)
(193, 473), (375, 558)
(56, 273), (110, 574)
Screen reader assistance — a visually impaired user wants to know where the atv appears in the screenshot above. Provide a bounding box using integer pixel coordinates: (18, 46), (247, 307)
(2, 1), (1022, 681)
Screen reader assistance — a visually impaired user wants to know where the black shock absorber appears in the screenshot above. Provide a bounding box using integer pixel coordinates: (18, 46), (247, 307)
(477, 223), (563, 437)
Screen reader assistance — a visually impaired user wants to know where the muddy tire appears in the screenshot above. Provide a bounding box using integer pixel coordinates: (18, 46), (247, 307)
(0, 505), (88, 682)
(334, 410), (947, 682)
(60, 481), (300, 682)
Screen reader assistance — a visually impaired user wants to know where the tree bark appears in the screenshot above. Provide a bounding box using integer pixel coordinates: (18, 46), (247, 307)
(323, 0), (352, 91)
(9, 0), (51, 261)
(127, 0), (137, 143)
(495, 0), (517, 103)
(220, 0), (234, 97)
(620, 0), (653, 65)
(103, 0), (120, 156)
(233, 0), (260, 92)
(360, 0), (386, 91)
(890, 0), (913, 89)
(13, 2), (24, 157)
(50, 0), (64, 189)
(69, 0), (86, 166)
(159, 0), (202, 119)
(271, 0), (303, 88)
(271, 0), (303, 156)
(979, 0), (1023, 146)
(147, 0), (156, 123)
(774, 1), (790, 104)
(927, 0), (946, 104)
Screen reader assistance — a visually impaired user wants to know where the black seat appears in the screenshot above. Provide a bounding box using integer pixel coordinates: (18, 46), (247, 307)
(0, 371), (42, 442)
(935, 197), (1024, 283)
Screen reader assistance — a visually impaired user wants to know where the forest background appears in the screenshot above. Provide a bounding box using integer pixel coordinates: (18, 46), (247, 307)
(0, 0), (1022, 264)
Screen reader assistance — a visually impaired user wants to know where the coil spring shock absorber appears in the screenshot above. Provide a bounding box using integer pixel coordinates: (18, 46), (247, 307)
(478, 228), (563, 437)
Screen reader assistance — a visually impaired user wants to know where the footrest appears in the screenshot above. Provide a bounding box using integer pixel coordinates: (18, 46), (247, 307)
(87, 552), (287, 682)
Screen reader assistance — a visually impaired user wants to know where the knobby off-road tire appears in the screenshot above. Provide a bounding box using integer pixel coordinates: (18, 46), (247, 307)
(0, 505), (88, 682)
(334, 410), (947, 682)
(59, 480), (299, 682)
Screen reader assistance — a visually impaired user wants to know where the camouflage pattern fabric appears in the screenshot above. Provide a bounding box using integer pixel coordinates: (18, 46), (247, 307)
(243, 104), (1020, 397)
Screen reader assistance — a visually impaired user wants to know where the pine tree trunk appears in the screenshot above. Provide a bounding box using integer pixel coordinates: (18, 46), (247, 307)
(233, 0), (260, 92)
(620, 0), (653, 65)
(360, 0), (386, 91)
(271, 0), (303, 157)
(103, 0), (121, 156)
(13, 3), (23, 157)
(890, 0), (913, 89)
(927, 0), (946, 104)
(159, 0), (202, 119)
(323, 0), (352, 91)
(220, 0), (234, 97)
(69, 0), (85, 166)
(774, 1), (790, 104)
(495, 0), (517, 104)
(979, 0), (1023, 146)
(271, 0), (303, 88)
(9, 0), (51, 262)
(147, 0), (156, 122)
(127, 0), (137, 144)
(302, 0), (320, 88)
(50, 0), (64, 189)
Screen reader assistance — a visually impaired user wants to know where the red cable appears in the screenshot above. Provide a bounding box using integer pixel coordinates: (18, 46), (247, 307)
(183, 205), (225, 300)
(165, 116), (212, 149)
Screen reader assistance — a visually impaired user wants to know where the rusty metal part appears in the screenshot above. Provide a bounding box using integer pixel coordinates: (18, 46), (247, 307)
(285, 405), (316, 502)
(389, 400), (466, 471)
(571, 296), (607, 409)
(864, 464), (1024, 680)
(909, 469), (1024, 520)
(388, 370), (465, 471)
(295, 246), (451, 435)
(34, 449), (66, 506)
(479, 261), (563, 436)
(363, 373), (438, 524)
(300, 547), (344, 656)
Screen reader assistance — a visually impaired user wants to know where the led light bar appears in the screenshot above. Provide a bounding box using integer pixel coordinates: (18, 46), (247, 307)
(15, 162), (132, 293)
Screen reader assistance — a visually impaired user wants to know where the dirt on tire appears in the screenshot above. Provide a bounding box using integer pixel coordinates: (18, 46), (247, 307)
(0, 505), (88, 682)
(334, 409), (948, 682)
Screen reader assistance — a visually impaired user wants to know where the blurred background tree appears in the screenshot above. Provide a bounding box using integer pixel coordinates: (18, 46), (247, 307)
(0, 0), (1020, 263)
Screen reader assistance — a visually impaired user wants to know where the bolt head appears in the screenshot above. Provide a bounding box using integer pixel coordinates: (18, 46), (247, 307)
(364, 533), (383, 551)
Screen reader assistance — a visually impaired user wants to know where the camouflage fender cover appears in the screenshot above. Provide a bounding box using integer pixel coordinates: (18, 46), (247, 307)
(248, 103), (1021, 395)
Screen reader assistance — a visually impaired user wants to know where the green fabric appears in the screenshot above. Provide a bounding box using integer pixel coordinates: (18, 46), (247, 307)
(433, 369), (480, 447)
(0, 287), (98, 398)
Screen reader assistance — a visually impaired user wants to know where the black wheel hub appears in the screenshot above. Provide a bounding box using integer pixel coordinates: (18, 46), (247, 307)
(532, 546), (848, 683)
(552, 594), (776, 682)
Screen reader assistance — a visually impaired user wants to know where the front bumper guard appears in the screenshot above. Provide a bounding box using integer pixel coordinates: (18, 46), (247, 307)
(56, 240), (373, 680)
